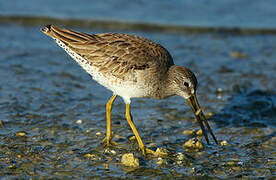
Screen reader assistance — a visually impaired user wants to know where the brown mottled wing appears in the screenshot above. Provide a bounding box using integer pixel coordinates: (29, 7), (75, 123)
(42, 25), (174, 79)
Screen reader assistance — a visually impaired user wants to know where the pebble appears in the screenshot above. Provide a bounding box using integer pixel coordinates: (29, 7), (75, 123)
(205, 112), (214, 119)
(8, 164), (16, 169)
(216, 88), (223, 93)
(176, 152), (184, 159)
(156, 157), (167, 165)
(220, 140), (228, 146)
(121, 153), (139, 167)
(196, 129), (202, 136)
(76, 119), (82, 124)
(230, 51), (248, 59)
(83, 153), (98, 160)
(86, 128), (93, 133)
(96, 132), (102, 136)
(183, 129), (195, 136)
(16, 132), (27, 137)
(184, 138), (203, 149)
(190, 167), (195, 174)
(227, 161), (235, 166)
(154, 148), (168, 157)
(114, 134), (124, 140)
(104, 149), (117, 155)
(128, 135), (136, 141)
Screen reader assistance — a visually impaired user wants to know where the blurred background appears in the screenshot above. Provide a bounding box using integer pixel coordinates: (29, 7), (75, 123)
(0, 0), (275, 179)
(2, 0), (276, 28)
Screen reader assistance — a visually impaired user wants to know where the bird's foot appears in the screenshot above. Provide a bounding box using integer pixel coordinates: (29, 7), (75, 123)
(102, 137), (119, 146)
(139, 147), (156, 156)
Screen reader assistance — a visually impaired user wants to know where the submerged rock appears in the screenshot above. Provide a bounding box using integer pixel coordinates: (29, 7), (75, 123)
(184, 138), (203, 149)
(183, 129), (195, 136)
(104, 149), (117, 155)
(76, 119), (83, 124)
(15, 132), (27, 137)
(83, 153), (99, 160)
(128, 135), (136, 141)
(220, 140), (228, 146)
(156, 157), (167, 165)
(230, 51), (248, 59)
(121, 153), (139, 167)
(95, 132), (102, 136)
(196, 129), (202, 136)
(154, 148), (169, 157)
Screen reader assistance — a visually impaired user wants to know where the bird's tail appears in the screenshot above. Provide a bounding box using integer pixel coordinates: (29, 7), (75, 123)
(41, 25), (96, 44)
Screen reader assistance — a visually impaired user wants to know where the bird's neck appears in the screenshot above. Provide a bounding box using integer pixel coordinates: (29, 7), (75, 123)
(156, 65), (178, 99)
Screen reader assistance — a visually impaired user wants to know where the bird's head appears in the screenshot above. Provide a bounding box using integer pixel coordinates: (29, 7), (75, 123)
(170, 66), (198, 99)
(168, 66), (218, 145)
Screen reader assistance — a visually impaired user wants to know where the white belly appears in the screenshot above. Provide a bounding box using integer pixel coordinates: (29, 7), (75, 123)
(55, 39), (147, 103)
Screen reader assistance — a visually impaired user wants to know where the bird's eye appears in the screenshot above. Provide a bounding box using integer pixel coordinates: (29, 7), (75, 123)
(184, 82), (189, 87)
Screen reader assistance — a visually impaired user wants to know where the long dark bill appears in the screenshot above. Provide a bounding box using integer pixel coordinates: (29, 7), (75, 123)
(186, 94), (218, 144)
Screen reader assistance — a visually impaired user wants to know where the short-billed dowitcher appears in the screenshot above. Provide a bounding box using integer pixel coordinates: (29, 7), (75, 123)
(42, 25), (218, 155)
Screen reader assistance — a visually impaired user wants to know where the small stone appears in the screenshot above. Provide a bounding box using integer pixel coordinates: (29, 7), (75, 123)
(121, 153), (139, 167)
(176, 152), (185, 160)
(267, 159), (276, 166)
(8, 164), (16, 169)
(96, 132), (102, 136)
(220, 140), (228, 146)
(156, 157), (167, 165)
(184, 138), (203, 149)
(114, 134), (123, 139)
(104, 163), (109, 169)
(110, 150), (116, 155)
(128, 135), (136, 141)
(216, 88), (223, 93)
(16, 132), (26, 137)
(84, 153), (98, 160)
(2, 158), (10, 163)
(183, 129), (195, 136)
(227, 161), (235, 166)
(76, 119), (82, 124)
(155, 148), (168, 157)
(195, 141), (203, 149)
(190, 167), (195, 174)
(86, 128), (93, 133)
(104, 149), (117, 155)
(197, 151), (206, 156)
(205, 112), (214, 119)
(230, 51), (248, 59)
(196, 129), (202, 136)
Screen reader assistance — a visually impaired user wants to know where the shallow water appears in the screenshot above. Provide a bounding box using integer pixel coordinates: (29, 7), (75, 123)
(0, 24), (275, 178)
(1, 0), (276, 28)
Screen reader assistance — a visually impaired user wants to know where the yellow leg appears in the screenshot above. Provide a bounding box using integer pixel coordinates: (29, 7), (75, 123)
(102, 94), (118, 146)
(125, 104), (155, 156)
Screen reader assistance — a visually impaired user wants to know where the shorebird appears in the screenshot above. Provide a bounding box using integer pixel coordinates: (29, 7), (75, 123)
(42, 25), (218, 155)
